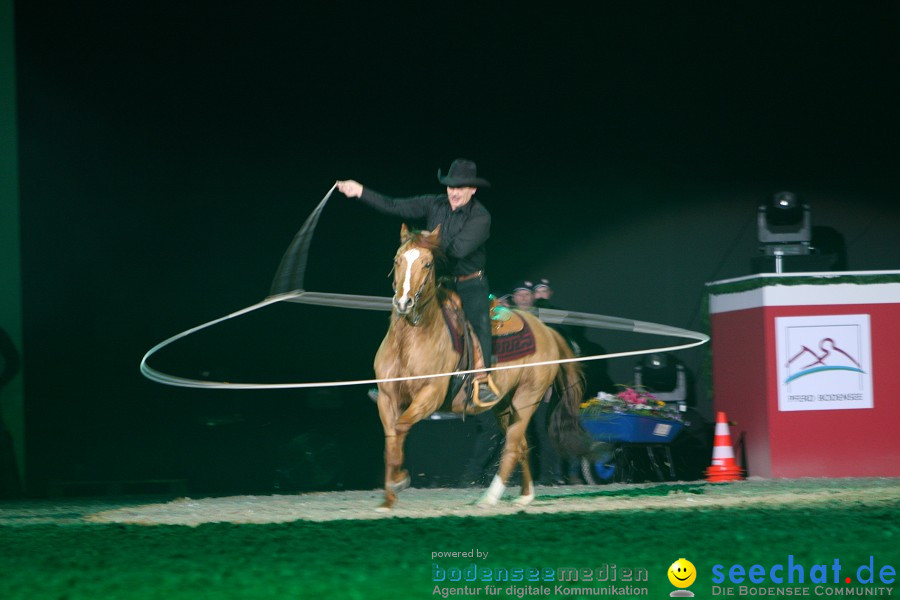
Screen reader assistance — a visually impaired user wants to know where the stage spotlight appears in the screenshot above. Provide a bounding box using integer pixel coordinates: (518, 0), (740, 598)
(756, 191), (812, 273)
(633, 352), (688, 408)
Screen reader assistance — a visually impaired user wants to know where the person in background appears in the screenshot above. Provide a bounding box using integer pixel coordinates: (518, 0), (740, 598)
(511, 280), (536, 314)
(508, 278), (561, 483)
(533, 278), (554, 308)
(532, 277), (573, 338)
(528, 277), (591, 484)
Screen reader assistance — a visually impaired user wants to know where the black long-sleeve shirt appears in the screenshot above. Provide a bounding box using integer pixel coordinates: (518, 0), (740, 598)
(359, 188), (491, 277)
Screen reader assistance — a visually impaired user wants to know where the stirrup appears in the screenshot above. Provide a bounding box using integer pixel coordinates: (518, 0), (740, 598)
(472, 376), (502, 408)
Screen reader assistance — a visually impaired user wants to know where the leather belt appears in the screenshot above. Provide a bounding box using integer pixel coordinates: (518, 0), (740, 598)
(456, 270), (484, 282)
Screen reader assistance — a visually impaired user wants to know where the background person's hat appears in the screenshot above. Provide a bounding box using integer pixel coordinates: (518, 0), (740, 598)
(512, 280), (534, 293)
(437, 159), (491, 188)
(533, 278), (551, 291)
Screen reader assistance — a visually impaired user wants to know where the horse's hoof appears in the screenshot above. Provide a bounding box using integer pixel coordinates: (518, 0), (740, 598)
(389, 474), (411, 493)
(514, 494), (535, 507)
(476, 475), (506, 507)
(476, 494), (499, 508)
(375, 505), (392, 513)
(478, 475), (506, 506)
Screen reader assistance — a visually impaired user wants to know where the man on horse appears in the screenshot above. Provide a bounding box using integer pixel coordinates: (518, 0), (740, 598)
(336, 158), (500, 405)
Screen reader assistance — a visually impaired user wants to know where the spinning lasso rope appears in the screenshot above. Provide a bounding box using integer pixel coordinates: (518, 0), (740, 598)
(140, 185), (709, 390)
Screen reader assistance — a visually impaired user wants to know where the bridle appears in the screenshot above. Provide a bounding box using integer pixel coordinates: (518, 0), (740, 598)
(391, 245), (436, 326)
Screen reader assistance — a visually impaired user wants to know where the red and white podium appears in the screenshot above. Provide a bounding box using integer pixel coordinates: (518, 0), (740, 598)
(707, 271), (900, 478)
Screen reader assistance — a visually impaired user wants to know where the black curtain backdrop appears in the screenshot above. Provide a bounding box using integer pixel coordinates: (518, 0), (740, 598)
(14, 2), (900, 494)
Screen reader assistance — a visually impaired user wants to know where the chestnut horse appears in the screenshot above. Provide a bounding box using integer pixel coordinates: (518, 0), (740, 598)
(374, 224), (586, 509)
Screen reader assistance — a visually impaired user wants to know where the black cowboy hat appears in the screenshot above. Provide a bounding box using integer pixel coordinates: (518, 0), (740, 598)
(437, 159), (491, 188)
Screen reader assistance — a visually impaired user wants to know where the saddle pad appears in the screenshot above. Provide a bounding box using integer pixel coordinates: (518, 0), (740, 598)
(492, 318), (536, 362)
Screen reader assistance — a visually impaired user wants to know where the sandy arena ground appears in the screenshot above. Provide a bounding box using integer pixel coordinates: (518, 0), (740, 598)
(1, 478), (897, 527)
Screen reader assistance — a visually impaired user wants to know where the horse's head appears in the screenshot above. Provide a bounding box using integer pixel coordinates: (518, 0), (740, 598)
(391, 223), (442, 321)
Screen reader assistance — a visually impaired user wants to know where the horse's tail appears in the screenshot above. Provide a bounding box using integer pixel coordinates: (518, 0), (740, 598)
(547, 329), (593, 459)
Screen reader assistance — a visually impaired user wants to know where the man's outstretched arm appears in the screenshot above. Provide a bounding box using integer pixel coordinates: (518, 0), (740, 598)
(336, 179), (431, 220)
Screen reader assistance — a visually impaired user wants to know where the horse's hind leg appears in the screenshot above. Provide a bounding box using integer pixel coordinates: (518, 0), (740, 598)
(515, 437), (535, 506)
(478, 417), (532, 506)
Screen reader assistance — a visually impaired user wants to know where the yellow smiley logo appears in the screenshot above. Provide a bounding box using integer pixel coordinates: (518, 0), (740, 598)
(668, 558), (697, 588)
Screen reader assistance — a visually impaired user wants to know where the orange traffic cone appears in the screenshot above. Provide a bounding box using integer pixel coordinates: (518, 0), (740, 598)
(706, 411), (744, 482)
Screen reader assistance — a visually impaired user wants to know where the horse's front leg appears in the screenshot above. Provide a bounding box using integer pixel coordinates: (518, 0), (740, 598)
(376, 387), (404, 511)
(377, 384), (443, 511)
(380, 433), (410, 511)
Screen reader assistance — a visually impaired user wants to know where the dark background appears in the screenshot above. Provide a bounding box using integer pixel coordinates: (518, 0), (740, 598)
(13, 2), (900, 494)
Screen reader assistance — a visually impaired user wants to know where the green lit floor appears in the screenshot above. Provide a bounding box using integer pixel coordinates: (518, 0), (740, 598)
(1, 479), (897, 599)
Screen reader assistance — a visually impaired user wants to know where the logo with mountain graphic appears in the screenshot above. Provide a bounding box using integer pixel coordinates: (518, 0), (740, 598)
(776, 314), (872, 412)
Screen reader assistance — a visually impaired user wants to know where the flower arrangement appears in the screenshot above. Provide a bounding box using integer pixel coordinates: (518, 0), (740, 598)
(580, 386), (683, 422)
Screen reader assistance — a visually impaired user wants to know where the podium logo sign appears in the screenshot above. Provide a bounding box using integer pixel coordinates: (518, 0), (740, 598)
(775, 314), (873, 412)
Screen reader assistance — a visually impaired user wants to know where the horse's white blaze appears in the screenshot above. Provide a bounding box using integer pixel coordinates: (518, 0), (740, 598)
(398, 248), (420, 307)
